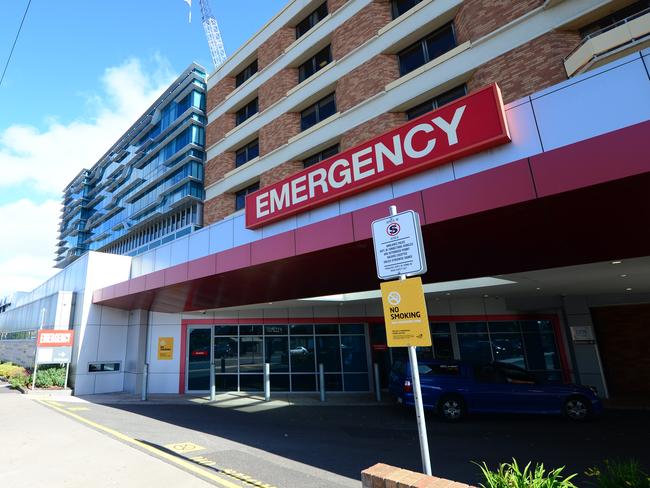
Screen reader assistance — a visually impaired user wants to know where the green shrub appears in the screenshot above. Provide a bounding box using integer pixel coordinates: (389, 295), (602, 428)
(0, 362), (29, 381)
(475, 459), (577, 488)
(9, 373), (30, 389)
(35, 365), (66, 388)
(586, 460), (650, 488)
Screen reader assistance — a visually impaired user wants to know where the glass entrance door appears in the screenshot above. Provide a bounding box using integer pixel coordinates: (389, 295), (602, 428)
(187, 327), (212, 391)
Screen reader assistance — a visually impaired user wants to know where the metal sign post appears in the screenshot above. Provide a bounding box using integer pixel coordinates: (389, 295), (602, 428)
(375, 205), (432, 476)
(31, 308), (46, 391)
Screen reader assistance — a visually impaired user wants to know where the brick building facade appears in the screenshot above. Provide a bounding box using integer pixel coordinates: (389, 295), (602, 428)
(202, 0), (641, 225)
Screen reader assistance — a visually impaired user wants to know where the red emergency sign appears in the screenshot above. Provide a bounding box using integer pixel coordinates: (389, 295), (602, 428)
(37, 330), (74, 347)
(245, 83), (510, 228)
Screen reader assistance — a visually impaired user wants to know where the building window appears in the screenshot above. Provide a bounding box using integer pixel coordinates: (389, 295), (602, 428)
(303, 144), (339, 168)
(88, 362), (121, 373)
(391, 0), (423, 19)
(296, 2), (328, 39)
(235, 139), (260, 167)
(300, 93), (337, 131)
(398, 23), (456, 76)
(299, 45), (332, 83)
(235, 98), (258, 126)
(235, 59), (258, 87)
(406, 84), (467, 120)
(235, 182), (260, 211)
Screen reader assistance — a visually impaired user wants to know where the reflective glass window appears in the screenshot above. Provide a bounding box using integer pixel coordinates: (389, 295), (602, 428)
(296, 2), (328, 38)
(239, 336), (263, 373)
(341, 335), (367, 372)
(235, 98), (258, 126)
(290, 337), (316, 372)
(457, 333), (492, 364)
(391, 0), (423, 19)
(398, 23), (456, 76)
(240, 374), (263, 391)
(299, 45), (332, 82)
(406, 85), (467, 120)
(214, 337), (238, 374)
(316, 336), (341, 372)
(301, 93), (336, 131)
(235, 139), (259, 167)
(235, 182), (260, 211)
(235, 59), (258, 87)
(290, 324), (314, 335)
(265, 337), (289, 372)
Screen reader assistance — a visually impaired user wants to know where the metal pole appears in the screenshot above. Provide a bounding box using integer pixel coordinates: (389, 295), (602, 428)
(210, 362), (216, 401)
(390, 204), (432, 476)
(64, 363), (70, 390)
(319, 363), (326, 402)
(264, 363), (270, 402)
(31, 308), (46, 390)
(141, 363), (149, 401)
(374, 362), (382, 402)
(408, 345), (432, 475)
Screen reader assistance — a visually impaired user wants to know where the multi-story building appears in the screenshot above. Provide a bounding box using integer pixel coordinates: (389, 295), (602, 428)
(1, 0), (649, 403)
(55, 63), (208, 269)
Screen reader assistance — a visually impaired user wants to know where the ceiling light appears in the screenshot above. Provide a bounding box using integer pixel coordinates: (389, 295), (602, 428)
(626, 287), (633, 291)
(620, 274), (628, 278)
(536, 287), (541, 291)
(611, 260), (622, 265)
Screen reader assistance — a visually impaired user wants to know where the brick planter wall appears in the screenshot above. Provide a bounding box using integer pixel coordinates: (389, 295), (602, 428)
(362, 464), (476, 488)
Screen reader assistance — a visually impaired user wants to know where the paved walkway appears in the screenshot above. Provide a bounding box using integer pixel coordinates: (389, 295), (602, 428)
(0, 382), (227, 488)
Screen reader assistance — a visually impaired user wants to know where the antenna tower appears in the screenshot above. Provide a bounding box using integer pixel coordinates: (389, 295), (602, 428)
(199, 0), (228, 69)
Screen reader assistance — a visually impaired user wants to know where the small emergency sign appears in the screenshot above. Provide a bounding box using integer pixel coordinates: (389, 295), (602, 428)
(380, 277), (431, 347)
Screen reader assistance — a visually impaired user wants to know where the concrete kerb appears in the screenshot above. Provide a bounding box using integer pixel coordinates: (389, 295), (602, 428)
(55, 391), (398, 407)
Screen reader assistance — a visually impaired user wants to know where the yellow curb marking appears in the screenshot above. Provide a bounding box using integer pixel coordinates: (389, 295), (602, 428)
(37, 400), (241, 488)
(165, 442), (205, 454)
(192, 455), (217, 467)
(222, 468), (277, 488)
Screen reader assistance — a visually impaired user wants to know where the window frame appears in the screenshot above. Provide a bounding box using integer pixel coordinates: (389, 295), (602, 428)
(235, 59), (258, 87)
(298, 45), (333, 83)
(300, 93), (337, 132)
(391, 0), (424, 19)
(235, 182), (260, 211)
(235, 98), (259, 126)
(398, 22), (456, 76)
(296, 2), (329, 39)
(406, 84), (467, 120)
(302, 143), (340, 168)
(235, 139), (260, 168)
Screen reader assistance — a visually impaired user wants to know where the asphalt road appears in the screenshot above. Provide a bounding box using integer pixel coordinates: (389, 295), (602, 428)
(37, 395), (650, 487)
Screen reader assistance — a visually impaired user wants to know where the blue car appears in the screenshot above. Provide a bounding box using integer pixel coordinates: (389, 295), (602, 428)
(389, 360), (603, 421)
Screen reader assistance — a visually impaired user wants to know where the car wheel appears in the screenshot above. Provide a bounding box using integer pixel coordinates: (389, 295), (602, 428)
(564, 396), (591, 421)
(438, 395), (466, 422)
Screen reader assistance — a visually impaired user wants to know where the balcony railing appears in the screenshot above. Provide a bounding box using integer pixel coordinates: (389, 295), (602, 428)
(565, 7), (650, 76)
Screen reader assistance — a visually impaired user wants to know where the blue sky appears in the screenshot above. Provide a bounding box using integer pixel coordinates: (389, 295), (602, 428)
(0, 0), (286, 295)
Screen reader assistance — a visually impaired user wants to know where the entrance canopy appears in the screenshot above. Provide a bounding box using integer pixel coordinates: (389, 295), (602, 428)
(93, 121), (650, 313)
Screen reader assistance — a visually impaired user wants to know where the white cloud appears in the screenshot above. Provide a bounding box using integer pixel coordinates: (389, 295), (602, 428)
(0, 56), (176, 193)
(0, 199), (60, 296)
(0, 57), (177, 296)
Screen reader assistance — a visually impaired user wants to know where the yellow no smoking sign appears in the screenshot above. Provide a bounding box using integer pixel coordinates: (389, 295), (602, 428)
(380, 276), (431, 347)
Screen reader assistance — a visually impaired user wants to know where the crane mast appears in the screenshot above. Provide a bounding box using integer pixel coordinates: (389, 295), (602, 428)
(199, 0), (228, 69)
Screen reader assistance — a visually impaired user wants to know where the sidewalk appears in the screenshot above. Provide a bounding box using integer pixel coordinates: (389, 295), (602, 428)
(0, 383), (217, 488)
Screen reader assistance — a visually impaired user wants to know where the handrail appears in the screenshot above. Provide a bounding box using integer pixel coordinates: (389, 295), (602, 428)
(564, 6), (650, 62)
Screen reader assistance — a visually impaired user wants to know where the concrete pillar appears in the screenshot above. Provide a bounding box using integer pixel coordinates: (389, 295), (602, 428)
(562, 296), (609, 398)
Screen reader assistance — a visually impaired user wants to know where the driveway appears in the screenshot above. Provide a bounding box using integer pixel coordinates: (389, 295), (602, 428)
(38, 394), (650, 486)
